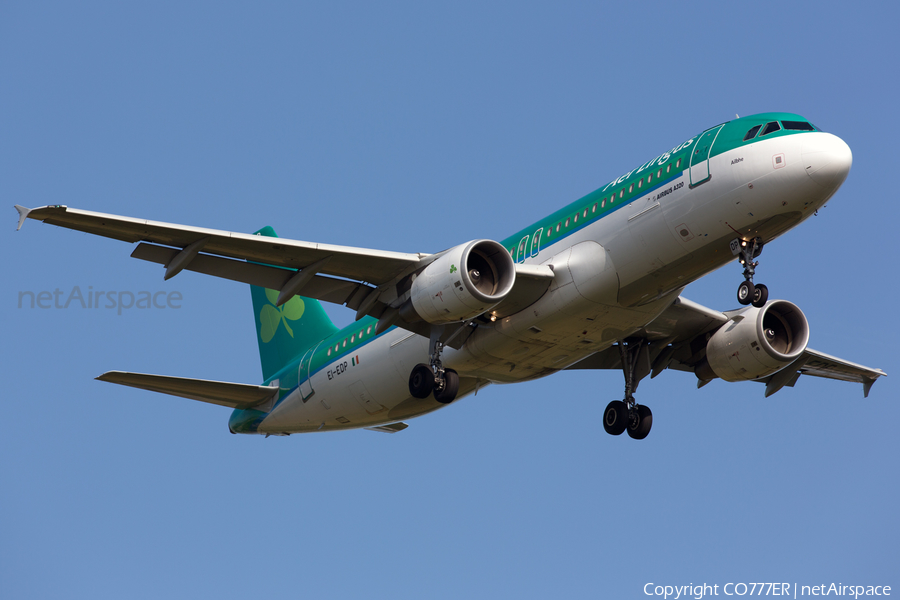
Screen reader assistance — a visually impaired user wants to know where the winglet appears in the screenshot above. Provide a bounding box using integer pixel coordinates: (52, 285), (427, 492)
(863, 377), (878, 399)
(14, 205), (32, 231)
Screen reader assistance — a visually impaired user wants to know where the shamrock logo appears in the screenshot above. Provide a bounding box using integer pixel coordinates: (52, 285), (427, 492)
(259, 288), (305, 343)
(450, 264), (458, 274)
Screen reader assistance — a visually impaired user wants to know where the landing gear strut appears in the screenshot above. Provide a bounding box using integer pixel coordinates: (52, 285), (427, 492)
(603, 341), (653, 440)
(408, 336), (459, 404)
(735, 237), (768, 308)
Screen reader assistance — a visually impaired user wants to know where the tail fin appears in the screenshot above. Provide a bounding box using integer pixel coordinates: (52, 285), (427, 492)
(250, 226), (339, 382)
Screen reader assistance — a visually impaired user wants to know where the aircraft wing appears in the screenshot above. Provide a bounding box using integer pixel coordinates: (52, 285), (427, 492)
(566, 296), (886, 397)
(16, 204), (422, 284)
(16, 205), (554, 346)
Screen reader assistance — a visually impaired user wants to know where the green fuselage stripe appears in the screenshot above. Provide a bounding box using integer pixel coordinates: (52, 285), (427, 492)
(240, 112), (820, 431)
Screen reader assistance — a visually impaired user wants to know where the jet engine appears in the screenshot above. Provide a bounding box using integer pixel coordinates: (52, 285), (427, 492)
(400, 240), (516, 325)
(698, 300), (809, 382)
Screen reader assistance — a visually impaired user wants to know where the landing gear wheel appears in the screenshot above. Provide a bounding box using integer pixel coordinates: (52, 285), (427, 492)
(737, 281), (755, 305)
(627, 404), (653, 440)
(603, 400), (628, 436)
(751, 283), (768, 308)
(433, 369), (459, 404)
(409, 364), (435, 399)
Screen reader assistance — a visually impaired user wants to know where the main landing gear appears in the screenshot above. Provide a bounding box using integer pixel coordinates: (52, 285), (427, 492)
(603, 341), (653, 440)
(735, 236), (769, 308)
(408, 338), (460, 404)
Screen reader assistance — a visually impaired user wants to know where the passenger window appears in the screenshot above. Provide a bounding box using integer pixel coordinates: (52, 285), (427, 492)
(675, 158), (681, 168)
(327, 348), (332, 356)
(657, 168), (662, 178)
(628, 183), (634, 193)
(342, 339), (347, 348)
(638, 178), (644, 188)
(583, 209), (588, 218)
(351, 334), (355, 343)
(592, 203), (597, 213)
(334, 344), (339, 352)
(367, 325), (372, 334)
(556, 223), (560, 232)
(601, 198), (606, 208)
(743, 125), (762, 141)
(565, 218), (570, 227)
(619, 189), (624, 199)
(647, 174), (652, 183)
(782, 121), (815, 131)
(760, 121), (781, 136)
(666, 164), (671, 173)
(573, 214), (578, 223)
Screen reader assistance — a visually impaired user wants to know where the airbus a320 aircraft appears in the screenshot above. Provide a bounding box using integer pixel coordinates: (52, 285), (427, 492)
(16, 112), (886, 440)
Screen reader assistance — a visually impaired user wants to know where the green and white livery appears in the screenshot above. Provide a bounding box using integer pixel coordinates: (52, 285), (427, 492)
(16, 112), (886, 440)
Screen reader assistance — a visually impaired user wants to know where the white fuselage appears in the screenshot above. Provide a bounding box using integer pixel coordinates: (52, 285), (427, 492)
(253, 131), (851, 434)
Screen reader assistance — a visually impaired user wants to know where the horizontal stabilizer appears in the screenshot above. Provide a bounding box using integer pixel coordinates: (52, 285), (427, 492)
(97, 371), (279, 410)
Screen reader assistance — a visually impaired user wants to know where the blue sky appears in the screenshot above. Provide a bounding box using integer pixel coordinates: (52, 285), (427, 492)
(2, 2), (897, 598)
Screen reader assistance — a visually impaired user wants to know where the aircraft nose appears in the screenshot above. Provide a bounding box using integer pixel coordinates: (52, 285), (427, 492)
(802, 132), (852, 191)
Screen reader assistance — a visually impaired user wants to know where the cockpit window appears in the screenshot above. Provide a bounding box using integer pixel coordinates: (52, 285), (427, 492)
(743, 125), (762, 141)
(782, 121), (816, 131)
(760, 121), (782, 136)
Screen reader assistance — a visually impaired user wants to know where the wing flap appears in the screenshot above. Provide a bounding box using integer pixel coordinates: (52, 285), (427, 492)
(131, 243), (368, 306)
(23, 205), (423, 284)
(97, 371), (280, 410)
(796, 348), (886, 385)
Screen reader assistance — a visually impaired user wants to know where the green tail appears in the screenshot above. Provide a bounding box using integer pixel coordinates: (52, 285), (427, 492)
(250, 226), (339, 382)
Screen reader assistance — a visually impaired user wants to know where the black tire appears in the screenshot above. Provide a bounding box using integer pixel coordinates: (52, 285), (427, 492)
(737, 281), (755, 305)
(751, 283), (768, 308)
(433, 369), (460, 404)
(627, 404), (653, 440)
(409, 364), (435, 399)
(603, 400), (628, 436)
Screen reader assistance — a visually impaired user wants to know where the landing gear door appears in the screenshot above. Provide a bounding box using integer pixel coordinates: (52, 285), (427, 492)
(689, 124), (725, 188)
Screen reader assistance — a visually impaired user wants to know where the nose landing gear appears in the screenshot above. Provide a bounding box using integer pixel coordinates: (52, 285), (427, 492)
(603, 340), (653, 440)
(735, 237), (768, 307)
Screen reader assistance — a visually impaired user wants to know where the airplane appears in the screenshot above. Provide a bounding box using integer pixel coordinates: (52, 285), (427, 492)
(15, 112), (886, 440)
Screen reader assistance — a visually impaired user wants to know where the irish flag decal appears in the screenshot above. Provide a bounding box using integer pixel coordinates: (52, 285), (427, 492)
(352, 355), (360, 366)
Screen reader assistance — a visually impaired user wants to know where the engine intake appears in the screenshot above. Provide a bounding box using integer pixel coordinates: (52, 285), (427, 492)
(401, 240), (516, 324)
(699, 300), (809, 382)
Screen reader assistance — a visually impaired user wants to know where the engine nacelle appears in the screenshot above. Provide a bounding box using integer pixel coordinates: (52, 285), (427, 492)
(702, 300), (809, 382)
(402, 240), (516, 324)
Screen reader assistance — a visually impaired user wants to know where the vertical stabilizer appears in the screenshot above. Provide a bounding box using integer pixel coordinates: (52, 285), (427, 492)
(250, 226), (339, 382)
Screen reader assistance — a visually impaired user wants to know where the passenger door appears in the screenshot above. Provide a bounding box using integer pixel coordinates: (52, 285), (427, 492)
(689, 124), (725, 187)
